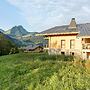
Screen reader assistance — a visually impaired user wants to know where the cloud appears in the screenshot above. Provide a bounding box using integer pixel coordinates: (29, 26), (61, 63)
(7, 0), (90, 31)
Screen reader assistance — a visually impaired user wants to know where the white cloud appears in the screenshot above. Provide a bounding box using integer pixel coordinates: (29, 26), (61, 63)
(7, 0), (90, 31)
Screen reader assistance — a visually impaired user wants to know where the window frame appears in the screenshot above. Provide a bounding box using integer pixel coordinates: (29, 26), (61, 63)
(61, 40), (66, 49)
(70, 39), (75, 49)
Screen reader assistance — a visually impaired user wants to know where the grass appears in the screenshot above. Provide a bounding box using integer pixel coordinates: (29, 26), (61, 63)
(0, 52), (90, 90)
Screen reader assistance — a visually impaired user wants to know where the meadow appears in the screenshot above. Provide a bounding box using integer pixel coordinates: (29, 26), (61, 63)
(0, 52), (90, 90)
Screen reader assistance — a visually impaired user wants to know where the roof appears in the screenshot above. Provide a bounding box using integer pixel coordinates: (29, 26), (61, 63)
(23, 44), (43, 50)
(40, 23), (90, 37)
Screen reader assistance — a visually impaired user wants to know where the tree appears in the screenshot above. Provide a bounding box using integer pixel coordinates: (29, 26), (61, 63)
(0, 33), (19, 56)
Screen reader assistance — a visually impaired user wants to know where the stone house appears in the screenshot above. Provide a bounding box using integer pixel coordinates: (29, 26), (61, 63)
(38, 18), (90, 60)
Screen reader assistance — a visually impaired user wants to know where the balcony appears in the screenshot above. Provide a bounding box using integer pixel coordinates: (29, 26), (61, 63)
(82, 43), (90, 49)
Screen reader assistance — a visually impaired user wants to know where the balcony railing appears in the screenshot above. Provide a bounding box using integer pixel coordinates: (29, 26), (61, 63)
(82, 43), (90, 49)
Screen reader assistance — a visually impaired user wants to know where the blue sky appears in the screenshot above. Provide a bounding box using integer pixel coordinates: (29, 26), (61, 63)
(0, 0), (90, 32)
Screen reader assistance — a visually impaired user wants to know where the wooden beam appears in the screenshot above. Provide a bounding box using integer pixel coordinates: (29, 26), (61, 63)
(36, 32), (79, 36)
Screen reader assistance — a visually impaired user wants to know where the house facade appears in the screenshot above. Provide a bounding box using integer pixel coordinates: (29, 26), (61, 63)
(39, 18), (90, 60)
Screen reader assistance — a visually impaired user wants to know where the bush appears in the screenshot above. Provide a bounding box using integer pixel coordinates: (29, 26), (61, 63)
(38, 54), (74, 62)
(9, 47), (19, 54)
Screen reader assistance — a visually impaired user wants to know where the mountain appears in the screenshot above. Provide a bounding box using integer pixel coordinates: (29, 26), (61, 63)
(5, 35), (23, 47)
(4, 25), (47, 46)
(4, 25), (39, 39)
(0, 29), (4, 33)
(29, 36), (47, 45)
(4, 25), (29, 37)
(0, 30), (22, 47)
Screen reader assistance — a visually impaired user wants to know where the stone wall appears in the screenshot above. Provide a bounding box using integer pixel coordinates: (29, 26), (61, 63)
(48, 48), (82, 57)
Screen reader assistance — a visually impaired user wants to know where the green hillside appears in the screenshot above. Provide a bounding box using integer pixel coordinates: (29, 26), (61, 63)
(0, 52), (90, 90)
(0, 32), (19, 56)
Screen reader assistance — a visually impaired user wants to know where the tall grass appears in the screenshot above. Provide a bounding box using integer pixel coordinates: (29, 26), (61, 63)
(0, 52), (90, 90)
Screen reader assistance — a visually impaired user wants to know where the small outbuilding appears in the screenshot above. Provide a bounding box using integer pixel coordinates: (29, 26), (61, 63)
(24, 45), (43, 52)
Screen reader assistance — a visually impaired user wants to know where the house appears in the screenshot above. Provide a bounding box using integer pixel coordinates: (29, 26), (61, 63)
(38, 18), (90, 60)
(23, 44), (43, 52)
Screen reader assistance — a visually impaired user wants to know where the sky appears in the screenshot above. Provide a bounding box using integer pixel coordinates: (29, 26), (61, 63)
(0, 0), (90, 32)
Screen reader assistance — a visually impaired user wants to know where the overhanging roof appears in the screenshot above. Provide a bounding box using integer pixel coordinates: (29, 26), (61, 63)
(38, 23), (90, 37)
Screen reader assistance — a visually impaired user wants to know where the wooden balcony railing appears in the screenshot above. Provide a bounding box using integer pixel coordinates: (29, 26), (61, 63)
(82, 43), (90, 49)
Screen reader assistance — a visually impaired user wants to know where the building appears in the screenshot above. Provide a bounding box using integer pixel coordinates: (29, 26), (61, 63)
(38, 18), (90, 60)
(23, 44), (43, 53)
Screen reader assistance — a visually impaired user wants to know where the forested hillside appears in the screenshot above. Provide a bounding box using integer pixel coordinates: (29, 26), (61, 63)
(0, 32), (19, 56)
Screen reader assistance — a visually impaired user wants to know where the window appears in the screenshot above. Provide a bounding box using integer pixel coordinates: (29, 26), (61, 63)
(44, 39), (49, 48)
(72, 52), (74, 56)
(61, 52), (65, 55)
(70, 52), (74, 56)
(61, 40), (65, 48)
(70, 39), (75, 49)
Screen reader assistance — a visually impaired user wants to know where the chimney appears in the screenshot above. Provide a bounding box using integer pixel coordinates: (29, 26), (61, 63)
(68, 18), (77, 29)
